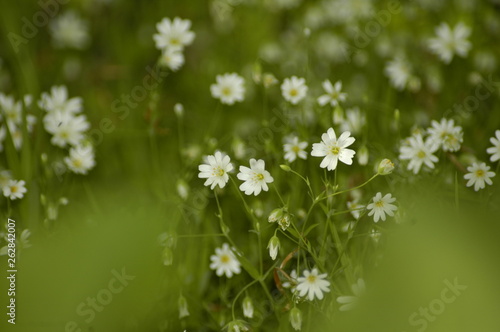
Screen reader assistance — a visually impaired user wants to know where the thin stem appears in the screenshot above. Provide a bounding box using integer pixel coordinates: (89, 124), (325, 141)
(231, 278), (259, 320)
(319, 173), (379, 203)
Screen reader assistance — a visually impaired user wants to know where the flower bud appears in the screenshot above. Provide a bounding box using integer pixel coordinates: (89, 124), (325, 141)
(162, 247), (173, 266)
(289, 307), (302, 331)
(178, 294), (189, 318)
(242, 296), (254, 318)
(357, 145), (369, 166)
(267, 235), (280, 260)
(377, 159), (395, 175)
(176, 179), (189, 200)
(268, 208), (283, 223)
(262, 73), (278, 88)
(280, 164), (291, 172)
(174, 103), (184, 118)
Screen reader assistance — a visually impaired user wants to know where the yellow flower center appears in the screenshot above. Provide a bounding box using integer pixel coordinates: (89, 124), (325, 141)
(292, 146), (300, 153)
(375, 200), (384, 208)
(256, 173), (264, 181)
(417, 150), (426, 159)
(331, 146), (340, 155)
(170, 37), (180, 45)
(220, 255), (230, 263)
(72, 159), (83, 168)
(289, 88), (298, 97)
(222, 87), (232, 96)
(476, 170), (484, 177)
(307, 275), (316, 283)
(216, 167), (225, 177)
(11, 186), (18, 193)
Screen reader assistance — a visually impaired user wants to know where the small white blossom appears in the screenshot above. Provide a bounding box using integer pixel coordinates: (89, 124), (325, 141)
(39, 86), (83, 114)
(2, 179), (27, 200)
(399, 134), (439, 174)
(158, 48), (185, 71)
(385, 57), (414, 91)
(464, 162), (495, 191)
(210, 73), (245, 105)
(283, 136), (308, 162)
(486, 130), (500, 162)
(209, 243), (241, 278)
(428, 22), (472, 64)
(427, 118), (463, 152)
(296, 268), (331, 301)
(153, 17), (195, 52)
(0, 93), (22, 125)
(367, 192), (398, 222)
(198, 151), (233, 189)
(237, 159), (274, 196)
(64, 145), (96, 175)
(50, 11), (90, 49)
(317, 80), (347, 107)
(267, 235), (280, 260)
(340, 107), (366, 135)
(44, 111), (90, 148)
(311, 128), (356, 171)
(242, 297), (254, 319)
(281, 76), (308, 104)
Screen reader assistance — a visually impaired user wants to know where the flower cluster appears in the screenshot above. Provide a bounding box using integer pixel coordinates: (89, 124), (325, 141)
(153, 17), (195, 71)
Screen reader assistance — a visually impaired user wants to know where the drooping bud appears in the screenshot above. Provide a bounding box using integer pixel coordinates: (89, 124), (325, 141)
(267, 235), (280, 260)
(289, 307), (302, 331)
(178, 294), (189, 318)
(377, 159), (395, 175)
(242, 296), (254, 318)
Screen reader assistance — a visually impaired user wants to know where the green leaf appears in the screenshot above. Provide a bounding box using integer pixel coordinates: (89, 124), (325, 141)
(304, 223), (320, 237)
(236, 252), (260, 280)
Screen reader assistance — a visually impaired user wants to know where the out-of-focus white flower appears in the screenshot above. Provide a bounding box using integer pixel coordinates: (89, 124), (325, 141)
(385, 57), (413, 91)
(340, 107), (365, 135)
(209, 243), (241, 278)
(486, 130), (500, 162)
(210, 73), (245, 105)
(427, 118), (463, 152)
(178, 294), (189, 319)
(317, 80), (347, 107)
(2, 179), (27, 200)
(64, 145), (96, 175)
(464, 162), (495, 191)
(336, 278), (366, 311)
(281, 76), (308, 105)
(242, 296), (254, 319)
(367, 192), (397, 222)
(311, 128), (355, 171)
(289, 307), (302, 331)
(158, 48), (185, 71)
(284, 136), (308, 162)
(43, 111), (90, 148)
(347, 200), (364, 220)
(38, 85), (83, 114)
(399, 134), (439, 174)
(0, 93), (22, 126)
(198, 151), (233, 189)
(153, 17), (195, 52)
(237, 159), (274, 196)
(50, 11), (90, 49)
(428, 22), (472, 64)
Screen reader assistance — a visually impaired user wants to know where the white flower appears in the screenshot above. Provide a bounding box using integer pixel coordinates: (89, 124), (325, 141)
(2, 180), (27, 200)
(0, 93), (22, 125)
(385, 57), (412, 91)
(237, 159), (274, 196)
(317, 80), (346, 107)
(311, 128), (356, 171)
(281, 76), (308, 104)
(427, 118), (463, 152)
(43, 111), (90, 147)
(0, 170), (12, 188)
(38, 85), (83, 114)
(209, 243), (241, 278)
(399, 134), (439, 174)
(428, 22), (472, 64)
(347, 200), (364, 220)
(340, 107), (366, 135)
(50, 11), (90, 49)
(283, 136), (308, 162)
(464, 162), (495, 191)
(0, 126), (6, 152)
(282, 269), (298, 290)
(198, 151), (233, 189)
(367, 192), (398, 222)
(210, 73), (245, 105)
(487, 130), (500, 162)
(296, 268), (331, 301)
(336, 278), (366, 311)
(64, 145), (96, 175)
(158, 48), (185, 71)
(242, 297), (254, 319)
(153, 17), (195, 52)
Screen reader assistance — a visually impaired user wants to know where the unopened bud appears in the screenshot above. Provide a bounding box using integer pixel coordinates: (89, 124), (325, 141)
(289, 307), (302, 331)
(267, 235), (280, 260)
(377, 159), (395, 175)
